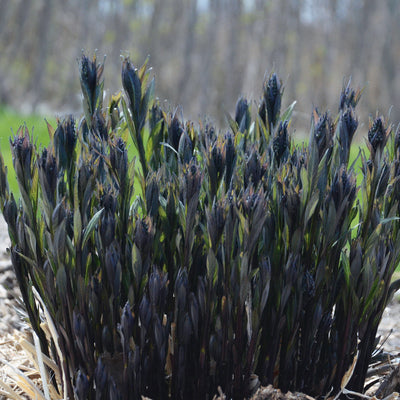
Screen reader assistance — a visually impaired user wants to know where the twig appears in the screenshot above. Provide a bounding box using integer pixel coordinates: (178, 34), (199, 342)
(367, 363), (396, 378)
(375, 363), (400, 399)
(342, 388), (372, 399)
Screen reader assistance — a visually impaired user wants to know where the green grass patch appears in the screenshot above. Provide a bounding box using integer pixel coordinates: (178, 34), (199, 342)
(0, 107), (143, 199)
(0, 107), (56, 196)
(0, 107), (369, 201)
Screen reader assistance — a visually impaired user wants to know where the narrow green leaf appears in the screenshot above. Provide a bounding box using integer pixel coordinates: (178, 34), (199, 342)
(56, 265), (67, 297)
(304, 191), (319, 227)
(280, 100), (297, 123)
(73, 176), (82, 244)
(74, 207), (82, 245)
(160, 141), (179, 156)
(24, 224), (37, 258)
(207, 249), (218, 287)
(121, 96), (137, 148)
(140, 77), (155, 126)
(260, 279), (270, 315)
(82, 208), (104, 247)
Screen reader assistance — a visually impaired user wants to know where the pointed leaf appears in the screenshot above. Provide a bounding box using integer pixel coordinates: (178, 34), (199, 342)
(82, 208), (104, 247)
(280, 101), (297, 123)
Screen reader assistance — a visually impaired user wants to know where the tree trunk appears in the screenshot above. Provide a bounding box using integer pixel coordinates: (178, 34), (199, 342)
(200, 0), (221, 118)
(29, 0), (54, 105)
(177, 0), (198, 105)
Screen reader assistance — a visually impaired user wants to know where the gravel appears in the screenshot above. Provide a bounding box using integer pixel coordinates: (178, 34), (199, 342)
(0, 214), (24, 334)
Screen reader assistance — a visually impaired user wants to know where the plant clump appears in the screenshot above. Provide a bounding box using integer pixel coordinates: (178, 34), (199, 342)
(1, 55), (400, 400)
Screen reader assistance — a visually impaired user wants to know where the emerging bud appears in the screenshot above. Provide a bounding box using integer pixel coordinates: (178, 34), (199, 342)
(244, 149), (265, 188)
(207, 200), (226, 250)
(241, 186), (263, 218)
(169, 113), (184, 152)
(368, 116), (389, 153)
(139, 295), (152, 330)
(258, 97), (267, 127)
(281, 187), (300, 234)
(203, 123), (216, 147)
(207, 139), (225, 198)
(175, 268), (188, 312)
(224, 132), (236, 189)
(265, 73), (282, 130)
(394, 124), (400, 156)
(286, 256), (300, 285)
(178, 131), (193, 164)
(38, 148), (58, 207)
(110, 137), (128, 186)
(338, 108), (358, 165)
(273, 120), (289, 164)
(303, 270), (315, 300)
(0, 153), (8, 200)
(92, 110), (108, 141)
(148, 268), (168, 310)
(394, 160), (400, 206)
(122, 58), (141, 114)
(108, 376), (120, 399)
(181, 312), (193, 347)
(145, 174), (160, 219)
(153, 315), (167, 363)
(120, 301), (135, 343)
(134, 216), (154, 257)
(290, 148), (306, 170)
(109, 94), (121, 131)
(80, 55), (97, 98)
(330, 166), (357, 212)
(73, 311), (87, 343)
(79, 54), (103, 117)
(78, 162), (92, 199)
(101, 191), (116, 211)
(102, 325), (114, 354)
(54, 116), (77, 170)
(209, 333), (222, 362)
(311, 109), (334, 160)
(74, 370), (90, 400)
(183, 161), (202, 204)
(94, 358), (108, 393)
(100, 191), (116, 248)
(64, 117), (77, 157)
(339, 80), (361, 111)
(235, 97), (251, 133)
(3, 194), (18, 242)
(166, 189), (177, 227)
(105, 244), (121, 296)
(319, 312), (333, 339)
(149, 103), (164, 133)
(350, 240), (363, 278)
(10, 127), (33, 185)
(79, 117), (90, 144)
(211, 143), (224, 178)
(73, 311), (87, 361)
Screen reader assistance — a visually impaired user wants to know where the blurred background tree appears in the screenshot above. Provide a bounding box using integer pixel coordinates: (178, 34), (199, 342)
(0, 0), (399, 135)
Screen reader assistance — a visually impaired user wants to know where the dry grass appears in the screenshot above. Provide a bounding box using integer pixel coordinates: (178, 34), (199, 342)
(0, 331), (39, 399)
(0, 328), (62, 400)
